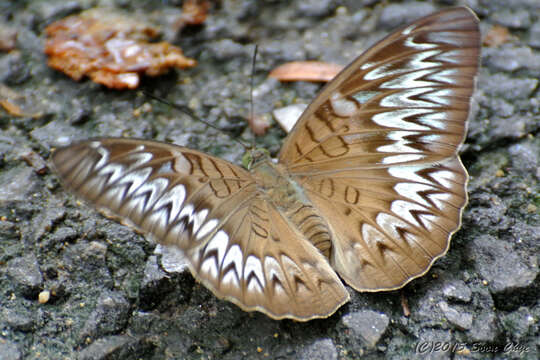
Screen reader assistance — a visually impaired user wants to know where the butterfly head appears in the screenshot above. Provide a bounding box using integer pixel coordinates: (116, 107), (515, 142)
(242, 148), (271, 170)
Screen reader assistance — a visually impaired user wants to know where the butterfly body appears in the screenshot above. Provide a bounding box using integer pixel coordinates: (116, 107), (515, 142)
(251, 155), (353, 260)
(51, 7), (480, 321)
(251, 158), (305, 208)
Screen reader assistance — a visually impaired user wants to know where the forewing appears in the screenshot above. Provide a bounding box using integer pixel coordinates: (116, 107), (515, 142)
(51, 138), (253, 246)
(51, 138), (348, 320)
(278, 7), (479, 290)
(279, 7), (479, 171)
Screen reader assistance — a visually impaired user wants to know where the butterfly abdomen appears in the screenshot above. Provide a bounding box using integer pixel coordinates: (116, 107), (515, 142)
(284, 204), (332, 258)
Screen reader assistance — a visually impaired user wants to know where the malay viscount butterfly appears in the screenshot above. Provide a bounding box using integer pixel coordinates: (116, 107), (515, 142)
(51, 7), (480, 320)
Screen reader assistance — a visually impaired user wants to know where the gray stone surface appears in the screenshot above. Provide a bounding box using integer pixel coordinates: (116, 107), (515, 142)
(469, 310), (499, 343)
(442, 280), (472, 303)
(299, 338), (338, 360)
(529, 20), (540, 47)
(479, 73), (537, 100)
(0, 1), (538, 359)
(6, 254), (43, 297)
(79, 290), (131, 341)
(0, 166), (37, 202)
(77, 335), (150, 360)
(0, 340), (22, 360)
(139, 255), (173, 310)
(469, 235), (537, 295)
(2, 307), (34, 332)
(501, 307), (537, 342)
(341, 310), (390, 347)
(483, 45), (540, 72)
(296, 0), (335, 17)
(378, 2), (436, 28)
(492, 9), (532, 29)
(438, 301), (473, 330)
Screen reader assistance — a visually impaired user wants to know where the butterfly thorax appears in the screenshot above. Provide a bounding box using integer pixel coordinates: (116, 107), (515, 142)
(250, 158), (306, 208)
(250, 155), (333, 258)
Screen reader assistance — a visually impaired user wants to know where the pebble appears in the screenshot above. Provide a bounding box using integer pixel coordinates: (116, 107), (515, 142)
(492, 9), (531, 29)
(38, 290), (50, 304)
(470, 235), (537, 294)
(479, 73), (537, 99)
(207, 39), (249, 61)
(378, 2), (435, 28)
(341, 310), (390, 347)
(0, 51), (30, 85)
(6, 254), (43, 297)
(469, 311), (499, 342)
(0, 340), (22, 360)
(501, 307), (536, 340)
(0, 166), (36, 202)
(298, 338), (337, 360)
(442, 280), (472, 303)
(415, 329), (452, 360)
(139, 255), (172, 310)
(3, 307), (34, 331)
(438, 301), (473, 330)
(528, 20), (540, 47)
(296, 0), (334, 17)
(489, 114), (528, 139)
(273, 104), (307, 133)
(508, 141), (539, 175)
(484, 45), (540, 72)
(79, 291), (131, 341)
(155, 244), (189, 274)
(77, 335), (137, 360)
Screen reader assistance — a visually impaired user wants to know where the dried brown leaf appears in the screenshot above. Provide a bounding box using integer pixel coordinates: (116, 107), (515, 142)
(400, 292), (411, 317)
(269, 61), (343, 82)
(483, 25), (512, 47)
(44, 8), (197, 89)
(247, 114), (271, 136)
(181, 0), (209, 26)
(0, 84), (42, 118)
(19, 150), (48, 175)
(0, 24), (17, 52)
(0, 99), (23, 116)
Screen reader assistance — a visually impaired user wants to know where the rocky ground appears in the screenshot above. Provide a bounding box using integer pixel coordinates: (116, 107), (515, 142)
(0, 0), (538, 359)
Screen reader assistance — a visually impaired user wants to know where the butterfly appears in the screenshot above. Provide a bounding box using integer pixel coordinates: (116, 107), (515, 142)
(51, 7), (480, 321)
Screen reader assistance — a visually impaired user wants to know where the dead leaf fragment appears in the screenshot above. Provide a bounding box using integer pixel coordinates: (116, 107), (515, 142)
(44, 8), (197, 89)
(269, 61), (343, 82)
(483, 25), (512, 47)
(0, 23), (17, 52)
(0, 99), (24, 116)
(400, 292), (411, 317)
(19, 150), (48, 175)
(181, 0), (209, 26)
(247, 113), (271, 136)
(0, 84), (42, 118)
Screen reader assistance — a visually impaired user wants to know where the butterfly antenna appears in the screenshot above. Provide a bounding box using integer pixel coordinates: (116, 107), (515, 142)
(249, 44), (258, 151)
(142, 90), (250, 150)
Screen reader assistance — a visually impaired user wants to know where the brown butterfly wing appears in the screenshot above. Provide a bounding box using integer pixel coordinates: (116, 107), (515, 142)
(299, 157), (468, 290)
(278, 7), (480, 290)
(51, 138), (348, 320)
(192, 196), (349, 320)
